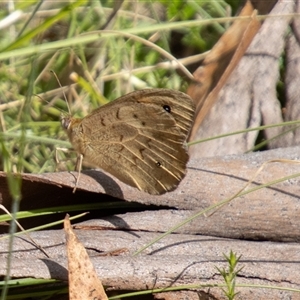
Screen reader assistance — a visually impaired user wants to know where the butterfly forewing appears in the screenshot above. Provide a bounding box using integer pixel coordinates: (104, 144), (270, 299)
(132, 89), (195, 137)
(63, 88), (195, 194)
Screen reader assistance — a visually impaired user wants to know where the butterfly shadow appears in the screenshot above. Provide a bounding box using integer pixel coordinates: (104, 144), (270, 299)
(81, 169), (124, 200)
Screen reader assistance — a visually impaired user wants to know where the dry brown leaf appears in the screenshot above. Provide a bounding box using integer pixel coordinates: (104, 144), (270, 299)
(64, 214), (108, 300)
(188, 1), (293, 158)
(188, 0), (262, 141)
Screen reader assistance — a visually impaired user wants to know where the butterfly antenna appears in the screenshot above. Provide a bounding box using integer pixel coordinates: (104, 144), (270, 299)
(34, 94), (49, 104)
(50, 70), (71, 115)
(34, 94), (68, 116)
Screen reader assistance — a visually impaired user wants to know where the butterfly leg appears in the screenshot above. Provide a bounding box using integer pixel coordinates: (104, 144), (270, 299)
(55, 147), (71, 163)
(73, 153), (83, 193)
(55, 147), (81, 193)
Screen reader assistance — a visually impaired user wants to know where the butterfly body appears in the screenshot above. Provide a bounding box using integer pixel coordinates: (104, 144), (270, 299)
(61, 89), (195, 195)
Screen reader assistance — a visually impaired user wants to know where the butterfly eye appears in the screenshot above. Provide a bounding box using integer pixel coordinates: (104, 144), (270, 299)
(61, 117), (71, 130)
(163, 105), (171, 113)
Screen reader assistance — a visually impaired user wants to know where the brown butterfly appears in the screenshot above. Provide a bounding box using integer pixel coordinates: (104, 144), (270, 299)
(61, 89), (195, 195)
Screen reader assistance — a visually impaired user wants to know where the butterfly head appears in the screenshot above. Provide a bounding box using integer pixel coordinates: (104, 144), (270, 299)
(61, 114), (72, 131)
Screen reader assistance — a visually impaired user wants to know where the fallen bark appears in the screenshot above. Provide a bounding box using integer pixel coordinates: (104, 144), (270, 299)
(0, 229), (299, 299)
(1, 146), (300, 241)
(1, 147), (300, 298)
